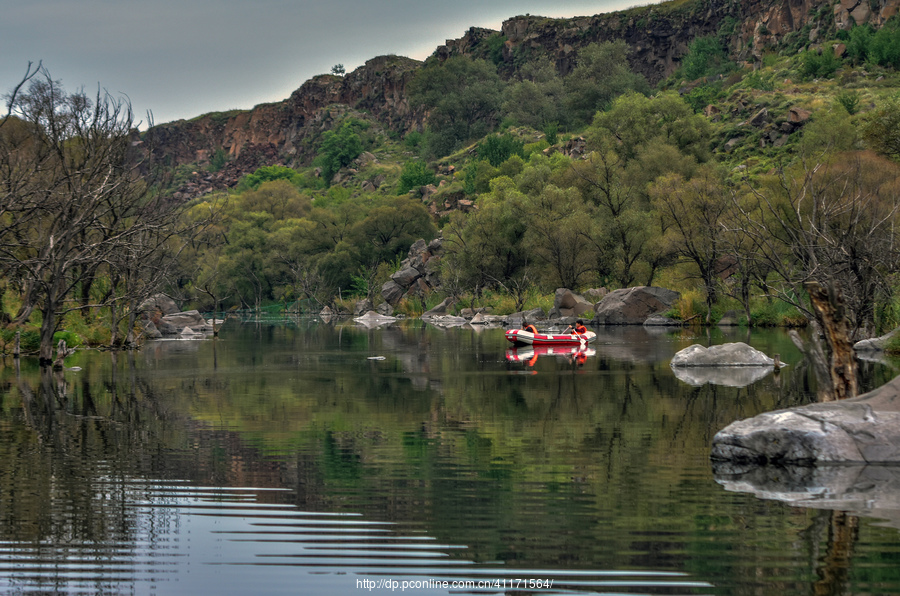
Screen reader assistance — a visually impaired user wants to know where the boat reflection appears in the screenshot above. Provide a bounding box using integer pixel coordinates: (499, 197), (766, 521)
(506, 345), (596, 367)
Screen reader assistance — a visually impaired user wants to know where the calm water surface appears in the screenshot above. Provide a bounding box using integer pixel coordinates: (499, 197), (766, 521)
(1, 318), (899, 595)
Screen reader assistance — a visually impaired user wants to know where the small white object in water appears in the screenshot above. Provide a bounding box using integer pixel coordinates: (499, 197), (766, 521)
(367, 356), (386, 360)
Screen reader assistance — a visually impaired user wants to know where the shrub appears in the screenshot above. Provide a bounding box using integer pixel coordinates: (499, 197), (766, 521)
(396, 160), (437, 195)
(315, 119), (365, 184)
(750, 300), (807, 327)
(801, 48), (841, 79)
(543, 122), (559, 145)
(678, 35), (735, 81)
(236, 165), (305, 192)
(836, 89), (861, 114)
(477, 133), (525, 167)
(208, 148), (227, 172)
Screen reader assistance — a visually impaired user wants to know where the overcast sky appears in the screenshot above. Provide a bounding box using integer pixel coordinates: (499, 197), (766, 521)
(2, 0), (645, 126)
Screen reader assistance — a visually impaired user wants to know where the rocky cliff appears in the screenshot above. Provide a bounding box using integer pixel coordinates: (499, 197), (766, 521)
(146, 0), (900, 197)
(145, 54), (424, 194)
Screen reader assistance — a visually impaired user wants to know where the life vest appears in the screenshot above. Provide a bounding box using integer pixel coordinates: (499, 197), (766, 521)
(523, 324), (538, 334)
(573, 324), (587, 335)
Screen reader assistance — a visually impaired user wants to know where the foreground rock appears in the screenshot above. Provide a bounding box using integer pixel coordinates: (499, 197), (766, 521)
(549, 288), (594, 319)
(140, 293), (179, 316)
(593, 286), (680, 325)
(381, 237), (443, 307)
(354, 311), (398, 328)
(854, 327), (899, 352)
(671, 342), (776, 367)
(711, 375), (900, 465)
(153, 310), (213, 336)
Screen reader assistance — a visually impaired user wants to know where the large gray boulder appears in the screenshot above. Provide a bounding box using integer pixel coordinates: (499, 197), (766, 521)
(354, 311), (397, 328)
(507, 307), (546, 328)
(671, 342), (775, 367)
(353, 299), (374, 316)
(158, 310), (210, 335)
(854, 327), (899, 352)
(380, 236), (445, 306)
(421, 297), (455, 318)
(139, 293), (179, 315)
(711, 374), (900, 465)
(594, 286), (680, 325)
(390, 266), (421, 287)
(381, 280), (405, 306)
(549, 288), (594, 319)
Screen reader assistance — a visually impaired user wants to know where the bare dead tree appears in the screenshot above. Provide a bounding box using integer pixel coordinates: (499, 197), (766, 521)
(0, 65), (206, 363)
(731, 151), (900, 398)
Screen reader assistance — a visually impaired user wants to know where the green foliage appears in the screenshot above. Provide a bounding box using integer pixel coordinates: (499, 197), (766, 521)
(590, 91), (711, 164)
(847, 19), (900, 68)
(742, 70), (775, 91)
(502, 57), (568, 130)
(863, 94), (900, 159)
(801, 47), (841, 79)
(208, 148), (227, 172)
(463, 160), (498, 196)
(404, 130), (424, 149)
(682, 83), (723, 113)
(836, 89), (861, 115)
(236, 165), (305, 192)
(53, 330), (83, 348)
(543, 122), (559, 145)
(677, 35), (736, 81)
(565, 41), (650, 127)
(409, 56), (504, 158)
(482, 34), (507, 65)
(315, 119), (365, 184)
(869, 20), (900, 68)
(847, 24), (874, 63)
(750, 299), (807, 327)
(10, 330), (41, 353)
(477, 134), (525, 167)
(396, 160), (437, 195)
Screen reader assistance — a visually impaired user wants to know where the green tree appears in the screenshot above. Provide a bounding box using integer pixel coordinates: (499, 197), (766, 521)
(566, 148), (659, 287)
(869, 20), (900, 68)
(650, 166), (733, 319)
(352, 196), (437, 265)
(590, 91), (711, 164)
(239, 180), (312, 220)
(677, 35), (735, 81)
(801, 47), (841, 79)
(409, 56), (504, 158)
(396, 160), (436, 195)
(442, 177), (530, 293)
(502, 57), (567, 129)
(236, 165), (306, 192)
(565, 41), (649, 127)
(477, 133), (525, 167)
(863, 94), (900, 159)
(316, 119), (364, 184)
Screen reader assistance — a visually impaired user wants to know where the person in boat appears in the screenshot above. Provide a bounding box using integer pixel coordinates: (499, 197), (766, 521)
(568, 320), (587, 335)
(521, 320), (538, 335)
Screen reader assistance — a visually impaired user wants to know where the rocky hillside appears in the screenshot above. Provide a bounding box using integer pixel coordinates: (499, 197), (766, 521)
(145, 0), (900, 196)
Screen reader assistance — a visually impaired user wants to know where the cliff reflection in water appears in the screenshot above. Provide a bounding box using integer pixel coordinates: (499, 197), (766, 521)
(0, 319), (899, 594)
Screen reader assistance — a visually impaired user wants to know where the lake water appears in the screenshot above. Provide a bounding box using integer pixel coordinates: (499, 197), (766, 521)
(1, 317), (899, 595)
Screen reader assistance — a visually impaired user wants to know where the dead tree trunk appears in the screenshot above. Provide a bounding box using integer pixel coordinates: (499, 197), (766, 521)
(805, 281), (859, 400)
